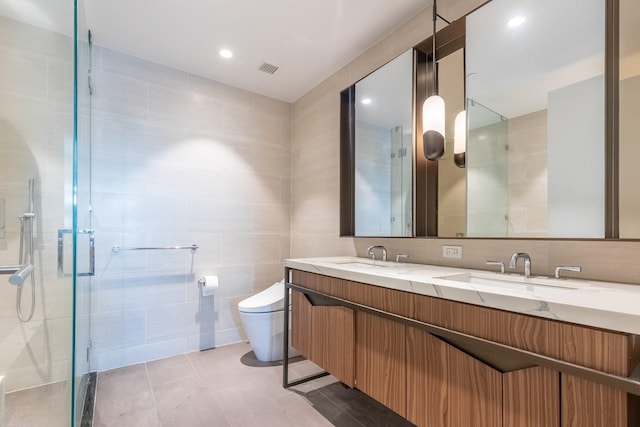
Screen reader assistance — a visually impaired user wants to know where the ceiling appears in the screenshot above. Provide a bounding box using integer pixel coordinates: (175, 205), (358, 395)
(0, 0), (429, 103)
(83, 0), (429, 103)
(466, 0), (640, 120)
(2, 0), (637, 107)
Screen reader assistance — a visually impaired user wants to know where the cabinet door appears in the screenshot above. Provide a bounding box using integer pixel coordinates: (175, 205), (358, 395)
(503, 367), (560, 427)
(553, 322), (640, 426)
(290, 289), (355, 386)
(448, 340), (502, 427)
(407, 327), (448, 427)
(291, 290), (313, 358)
(356, 311), (406, 417)
(561, 375), (630, 427)
(407, 327), (502, 427)
(314, 304), (355, 386)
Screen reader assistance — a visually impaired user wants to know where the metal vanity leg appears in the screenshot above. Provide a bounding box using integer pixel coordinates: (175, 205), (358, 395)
(283, 267), (290, 388)
(282, 266), (330, 388)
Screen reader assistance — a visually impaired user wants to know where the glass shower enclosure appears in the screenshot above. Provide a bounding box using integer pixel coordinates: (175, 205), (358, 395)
(0, 0), (92, 425)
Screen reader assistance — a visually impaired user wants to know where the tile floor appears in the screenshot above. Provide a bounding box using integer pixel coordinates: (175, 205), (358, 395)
(93, 342), (415, 427)
(2, 381), (71, 427)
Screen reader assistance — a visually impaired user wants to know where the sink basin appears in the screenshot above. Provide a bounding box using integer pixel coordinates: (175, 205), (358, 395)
(436, 272), (584, 298)
(333, 261), (388, 269)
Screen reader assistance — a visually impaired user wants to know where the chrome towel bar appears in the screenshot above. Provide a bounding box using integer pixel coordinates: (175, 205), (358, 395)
(112, 244), (199, 253)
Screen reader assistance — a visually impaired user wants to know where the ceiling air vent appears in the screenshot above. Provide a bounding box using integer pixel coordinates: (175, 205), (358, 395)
(258, 62), (279, 75)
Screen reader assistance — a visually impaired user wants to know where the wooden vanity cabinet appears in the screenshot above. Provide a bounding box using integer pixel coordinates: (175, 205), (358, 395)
(290, 283), (355, 387)
(288, 270), (640, 427)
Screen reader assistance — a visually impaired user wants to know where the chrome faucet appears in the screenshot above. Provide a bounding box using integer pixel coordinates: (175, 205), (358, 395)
(509, 252), (531, 277)
(367, 245), (387, 261)
(554, 265), (582, 279)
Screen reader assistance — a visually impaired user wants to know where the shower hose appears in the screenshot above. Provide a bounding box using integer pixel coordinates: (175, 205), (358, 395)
(16, 195), (36, 323)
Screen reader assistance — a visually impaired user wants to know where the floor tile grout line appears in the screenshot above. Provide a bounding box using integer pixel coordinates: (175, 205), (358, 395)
(142, 361), (161, 425)
(185, 350), (205, 383)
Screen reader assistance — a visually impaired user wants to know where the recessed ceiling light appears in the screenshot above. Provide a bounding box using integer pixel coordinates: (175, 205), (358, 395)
(507, 16), (526, 28)
(361, 98), (372, 105)
(219, 49), (233, 59)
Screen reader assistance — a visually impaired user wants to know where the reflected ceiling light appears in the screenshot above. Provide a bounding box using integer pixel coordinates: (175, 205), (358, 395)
(422, 0), (449, 161)
(454, 110), (466, 168)
(507, 16), (526, 28)
(361, 98), (372, 105)
(219, 49), (233, 59)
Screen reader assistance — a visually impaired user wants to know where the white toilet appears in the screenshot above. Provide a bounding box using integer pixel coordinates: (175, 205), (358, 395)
(238, 280), (300, 362)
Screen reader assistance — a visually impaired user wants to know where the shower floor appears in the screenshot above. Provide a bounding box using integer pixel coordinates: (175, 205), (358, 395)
(92, 342), (415, 427)
(2, 380), (70, 427)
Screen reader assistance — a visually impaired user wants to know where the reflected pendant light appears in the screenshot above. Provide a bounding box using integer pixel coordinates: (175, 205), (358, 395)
(423, 0), (445, 161)
(454, 110), (466, 168)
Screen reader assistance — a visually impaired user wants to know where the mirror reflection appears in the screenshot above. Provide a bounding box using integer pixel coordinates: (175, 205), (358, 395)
(465, 0), (606, 238)
(619, 0), (640, 238)
(436, 49), (467, 237)
(354, 50), (413, 237)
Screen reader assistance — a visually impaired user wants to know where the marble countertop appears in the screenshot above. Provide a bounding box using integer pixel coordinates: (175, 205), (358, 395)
(285, 256), (640, 335)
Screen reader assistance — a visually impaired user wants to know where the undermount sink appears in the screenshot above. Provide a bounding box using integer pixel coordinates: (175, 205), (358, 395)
(333, 260), (388, 269)
(436, 272), (586, 297)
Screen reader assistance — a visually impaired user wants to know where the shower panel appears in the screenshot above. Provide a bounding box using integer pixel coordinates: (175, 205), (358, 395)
(0, 0), (92, 425)
(0, 179), (37, 322)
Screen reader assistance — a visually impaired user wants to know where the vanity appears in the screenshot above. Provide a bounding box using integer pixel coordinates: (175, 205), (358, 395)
(282, 257), (640, 427)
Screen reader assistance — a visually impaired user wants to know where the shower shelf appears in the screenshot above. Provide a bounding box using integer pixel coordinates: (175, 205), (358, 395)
(111, 244), (199, 253)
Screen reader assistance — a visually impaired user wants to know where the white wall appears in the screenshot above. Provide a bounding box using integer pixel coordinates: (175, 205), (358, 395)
(620, 74), (640, 238)
(547, 75), (605, 238)
(89, 47), (291, 371)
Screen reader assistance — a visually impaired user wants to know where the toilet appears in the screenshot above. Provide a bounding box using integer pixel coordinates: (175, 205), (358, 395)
(238, 280), (300, 362)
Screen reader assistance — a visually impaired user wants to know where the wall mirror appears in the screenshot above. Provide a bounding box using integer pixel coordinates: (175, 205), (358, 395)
(463, 0), (606, 238)
(341, 49), (415, 237)
(341, 0), (630, 239)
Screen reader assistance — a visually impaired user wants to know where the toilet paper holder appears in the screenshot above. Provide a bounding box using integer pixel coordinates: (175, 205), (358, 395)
(198, 275), (219, 297)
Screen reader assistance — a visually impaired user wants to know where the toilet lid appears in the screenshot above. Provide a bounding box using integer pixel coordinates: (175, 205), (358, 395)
(238, 280), (287, 313)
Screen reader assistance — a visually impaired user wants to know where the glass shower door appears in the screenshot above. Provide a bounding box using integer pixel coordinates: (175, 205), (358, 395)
(72, 0), (94, 424)
(0, 0), (78, 425)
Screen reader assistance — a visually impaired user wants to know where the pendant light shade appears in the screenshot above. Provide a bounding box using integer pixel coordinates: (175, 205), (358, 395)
(422, 95), (446, 160)
(422, 0), (446, 161)
(454, 110), (466, 168)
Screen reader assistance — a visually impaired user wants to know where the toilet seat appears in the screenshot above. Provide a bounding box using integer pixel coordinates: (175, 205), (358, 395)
(238, 280), (286, 313)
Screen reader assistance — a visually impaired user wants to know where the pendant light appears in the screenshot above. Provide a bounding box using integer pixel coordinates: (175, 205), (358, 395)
(422, 0), (445, 161)
(454, 110), (466, 168)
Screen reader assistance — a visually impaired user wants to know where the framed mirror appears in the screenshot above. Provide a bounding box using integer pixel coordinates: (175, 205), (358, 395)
(341, 0), (628, 240)
(341, 49), (415, 237)
(464, 0), (606, 238)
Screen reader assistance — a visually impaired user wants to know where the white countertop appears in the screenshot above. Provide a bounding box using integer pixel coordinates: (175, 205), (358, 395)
(285, 256), (640, 335)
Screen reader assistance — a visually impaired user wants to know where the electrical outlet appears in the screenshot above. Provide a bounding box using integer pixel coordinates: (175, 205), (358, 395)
(442, 245), (462, 259)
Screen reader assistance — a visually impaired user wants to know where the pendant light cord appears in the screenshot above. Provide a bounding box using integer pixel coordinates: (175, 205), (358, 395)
(432, 0), (437, 96)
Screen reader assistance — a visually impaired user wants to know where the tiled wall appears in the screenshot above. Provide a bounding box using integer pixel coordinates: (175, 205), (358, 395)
(0, 17), (74, 391)
(290, 0), (640, 286)
(354, 120), (392, 236)
(507, 110), (547, 237)
(89, 47), (291, 371)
